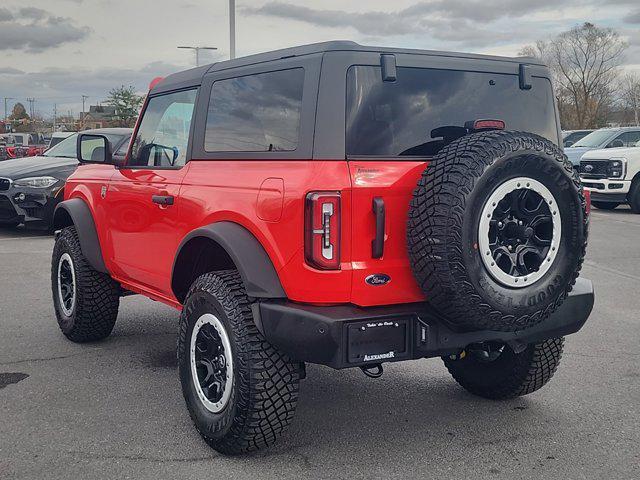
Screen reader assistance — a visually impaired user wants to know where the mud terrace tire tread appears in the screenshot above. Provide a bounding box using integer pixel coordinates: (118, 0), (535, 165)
(443, 337), (564, 400)
(51, 226), (120, 342)
(407, 130), (587, 332)
(178, 270), (299, 455)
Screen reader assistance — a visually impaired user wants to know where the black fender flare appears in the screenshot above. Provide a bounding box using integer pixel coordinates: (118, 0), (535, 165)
(172, 222), (286, 300)
(53, 198), (108, 274)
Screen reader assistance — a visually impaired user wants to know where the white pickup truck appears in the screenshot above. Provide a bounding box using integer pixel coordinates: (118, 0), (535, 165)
(579, 142), (640, 212)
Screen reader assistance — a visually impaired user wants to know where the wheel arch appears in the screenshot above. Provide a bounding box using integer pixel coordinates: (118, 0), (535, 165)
(53, 198), (108, 274)
(171, 221), (286, 304)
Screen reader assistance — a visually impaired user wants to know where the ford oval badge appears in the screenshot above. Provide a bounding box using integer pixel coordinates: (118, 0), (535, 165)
(365, 274), (391, 286)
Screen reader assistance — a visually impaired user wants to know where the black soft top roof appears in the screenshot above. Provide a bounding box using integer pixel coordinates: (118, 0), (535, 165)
(150, 40), (543, 95)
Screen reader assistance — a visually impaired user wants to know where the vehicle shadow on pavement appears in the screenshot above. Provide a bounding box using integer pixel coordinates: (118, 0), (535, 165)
(0, 226), (51, 238)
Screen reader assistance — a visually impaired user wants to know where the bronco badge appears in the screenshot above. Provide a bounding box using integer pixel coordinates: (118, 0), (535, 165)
(365, 273), (391, 286)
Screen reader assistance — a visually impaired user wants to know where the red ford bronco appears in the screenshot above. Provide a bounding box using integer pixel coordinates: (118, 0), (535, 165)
(51, 42), (593, 455)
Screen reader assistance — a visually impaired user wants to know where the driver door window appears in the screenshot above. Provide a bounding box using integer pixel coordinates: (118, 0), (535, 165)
(129, 89), (197, 167)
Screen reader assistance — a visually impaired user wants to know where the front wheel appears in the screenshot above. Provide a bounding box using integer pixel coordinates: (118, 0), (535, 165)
(177, 270), (300, 455)
(51, 226), (120, 342)
(442, 337), (564, 399)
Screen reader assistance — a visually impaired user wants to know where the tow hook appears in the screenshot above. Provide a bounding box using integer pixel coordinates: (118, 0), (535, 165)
(360, 363), (384, 378)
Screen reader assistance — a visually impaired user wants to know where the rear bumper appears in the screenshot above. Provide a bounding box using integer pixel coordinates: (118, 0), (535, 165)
(256, 278), (594, 369)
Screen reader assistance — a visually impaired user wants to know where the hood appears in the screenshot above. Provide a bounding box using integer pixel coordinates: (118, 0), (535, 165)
(581, 146), (639, 160)
(564, 147), (592, 166)
(0, 155), (78, 180)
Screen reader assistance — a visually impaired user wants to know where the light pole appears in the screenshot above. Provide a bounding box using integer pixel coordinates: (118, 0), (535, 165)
(81, 95), (89, 129)
(4, 97), (14, 129)
(229, 0), (236, 59)
(177, 46), (218, 67)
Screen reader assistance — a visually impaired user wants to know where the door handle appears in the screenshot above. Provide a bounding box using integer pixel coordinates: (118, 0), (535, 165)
(152, 194), (174, 206)
(372, 197), (385, 259)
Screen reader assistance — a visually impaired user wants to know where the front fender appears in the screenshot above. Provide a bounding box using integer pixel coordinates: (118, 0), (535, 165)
(53, 198), (108, 274)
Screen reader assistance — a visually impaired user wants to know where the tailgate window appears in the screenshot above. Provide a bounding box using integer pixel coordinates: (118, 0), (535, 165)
(346, 66), (558, 158)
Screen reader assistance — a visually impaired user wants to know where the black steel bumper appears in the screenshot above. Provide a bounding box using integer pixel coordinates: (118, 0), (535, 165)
(256, 278), (594, 369)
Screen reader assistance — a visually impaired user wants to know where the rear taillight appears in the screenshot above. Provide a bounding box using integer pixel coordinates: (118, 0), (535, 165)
(305, 192), (341, 270)
(584, 189), (591, 215)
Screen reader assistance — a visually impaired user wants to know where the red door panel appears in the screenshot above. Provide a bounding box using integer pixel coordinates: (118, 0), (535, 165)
(105, 165), (190, 296)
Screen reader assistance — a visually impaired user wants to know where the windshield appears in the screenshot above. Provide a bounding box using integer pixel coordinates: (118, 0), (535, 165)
(44, 133), (126, 158)
(572, 130), (614, 148)
(44, 134), (78, 158)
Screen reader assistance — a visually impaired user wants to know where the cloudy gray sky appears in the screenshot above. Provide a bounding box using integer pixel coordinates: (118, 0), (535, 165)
(1, 0), (639, 119)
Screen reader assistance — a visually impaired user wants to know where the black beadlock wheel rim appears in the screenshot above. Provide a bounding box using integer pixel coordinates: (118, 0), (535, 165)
(478, 177), (561, 288)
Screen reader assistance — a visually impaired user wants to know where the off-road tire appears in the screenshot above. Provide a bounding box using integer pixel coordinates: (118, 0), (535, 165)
(51, 226), (120, 342)
(407, 130), (588, 332)
(443, 337), (564, 399)
(629, 180), (640, 214)
(177, 270), (300, 455)
(591, 201), (619, 210)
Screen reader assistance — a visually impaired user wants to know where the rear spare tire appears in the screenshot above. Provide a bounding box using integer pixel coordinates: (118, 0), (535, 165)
(407, 131), (588, 332)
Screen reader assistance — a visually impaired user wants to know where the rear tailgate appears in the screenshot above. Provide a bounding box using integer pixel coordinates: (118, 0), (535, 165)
(343, 58), (559, 307)
(348, 160), (426, 306)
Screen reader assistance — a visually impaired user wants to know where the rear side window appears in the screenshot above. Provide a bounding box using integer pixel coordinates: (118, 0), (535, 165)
(612, 131), (640, 147)
(204, 68), (304, 152)
(346, 66), (558, 157)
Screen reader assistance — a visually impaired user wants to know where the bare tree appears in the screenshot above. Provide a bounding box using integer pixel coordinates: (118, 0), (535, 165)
(520, 23), (627, 129)
(619, 72), (640, 125)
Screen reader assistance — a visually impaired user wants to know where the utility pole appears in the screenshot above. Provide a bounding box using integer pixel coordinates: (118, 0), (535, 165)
(229, 0), (236, 59)
(81, 95), (89, 129)
(177, 46), (218, 67)
(4, 97), (14, 129)
(27, 98), (35, 118)
(53, 104), (57, 132)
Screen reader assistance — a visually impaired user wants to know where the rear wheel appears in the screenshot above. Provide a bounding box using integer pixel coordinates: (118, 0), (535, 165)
(443, 337), (564, 399)
(407, 131), (588, 332)
(177, 270), (300, 454)
(591, 201), (619, 210)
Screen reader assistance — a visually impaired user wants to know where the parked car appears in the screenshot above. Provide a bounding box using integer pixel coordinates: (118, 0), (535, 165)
(48, 131), (75, 149)
(565, 127), (640, 167)
(0, 128), (131, 230)
(579, 139), (640, 212)
(562, 129), (593, 147)
(50, 41), (593, 455)
(0, 132), (48, 158)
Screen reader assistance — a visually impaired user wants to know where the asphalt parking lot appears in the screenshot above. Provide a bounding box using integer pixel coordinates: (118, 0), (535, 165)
(1, 209), (639, 480)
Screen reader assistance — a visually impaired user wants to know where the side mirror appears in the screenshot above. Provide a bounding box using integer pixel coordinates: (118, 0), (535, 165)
(77, 133), (113, 164)
(564, 140), (574, 147)
(607, 139), (624, 149)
